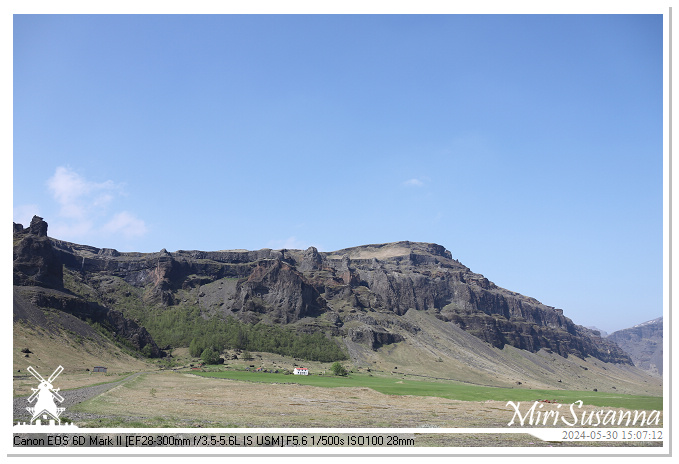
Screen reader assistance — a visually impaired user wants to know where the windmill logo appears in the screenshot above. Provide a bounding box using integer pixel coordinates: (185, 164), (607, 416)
(25, 365), (66, 425)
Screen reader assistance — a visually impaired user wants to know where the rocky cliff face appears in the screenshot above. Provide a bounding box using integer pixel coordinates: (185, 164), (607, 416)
(13, 217), (163, 357)
(13, 216), (63, 289)
(13, 218), (633, 365)
(607, 317), (663, 375)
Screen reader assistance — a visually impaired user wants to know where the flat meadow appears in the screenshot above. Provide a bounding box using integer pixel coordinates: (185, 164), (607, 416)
(67, 368), (663, 431)
(195, 370), (663, 411)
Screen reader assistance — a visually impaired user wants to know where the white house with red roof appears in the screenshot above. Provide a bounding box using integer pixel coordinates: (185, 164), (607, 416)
(293, 367), (309, 375)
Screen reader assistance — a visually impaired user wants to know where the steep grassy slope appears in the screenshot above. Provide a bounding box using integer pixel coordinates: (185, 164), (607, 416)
(13, 288), (151, 395)
(340, 309), (662, 397)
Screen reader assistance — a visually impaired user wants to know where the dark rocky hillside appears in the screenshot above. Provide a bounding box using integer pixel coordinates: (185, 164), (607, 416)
(13, 217), (163, 358)
(608, 317), (663, 375)
(13, 216), (632, 367)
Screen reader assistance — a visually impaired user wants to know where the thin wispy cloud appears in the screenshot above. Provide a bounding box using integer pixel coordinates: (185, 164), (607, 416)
(47, 166), (121, 219)
(45, 166), (147, 243)
(102, 211), (148, 239)
(403, 178), (424, 187)
(402, 176), (430, 188)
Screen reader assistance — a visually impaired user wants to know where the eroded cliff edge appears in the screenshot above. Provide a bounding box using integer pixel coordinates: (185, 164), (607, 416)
(14, 216), (631, 365)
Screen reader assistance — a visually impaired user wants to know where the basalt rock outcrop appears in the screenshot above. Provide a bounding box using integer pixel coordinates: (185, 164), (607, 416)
(13, 216), (63, 289)
(13, 217), (632, 365)
(13, 217), (163, 357)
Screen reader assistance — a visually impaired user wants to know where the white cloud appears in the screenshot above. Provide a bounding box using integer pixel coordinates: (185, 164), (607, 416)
(93, 193), (115, 208)
(102, 211), (148, 239)
(47, 166), (120, 219)
(402, 176), (430, 188)
(403, 178), (424, 187)
(43, 166), (147, 243)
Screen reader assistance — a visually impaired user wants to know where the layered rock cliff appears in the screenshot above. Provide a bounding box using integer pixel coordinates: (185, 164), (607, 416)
(608, 317), (663, 375)
(13, 217), (163, 357)
(13, 216), (633, 365)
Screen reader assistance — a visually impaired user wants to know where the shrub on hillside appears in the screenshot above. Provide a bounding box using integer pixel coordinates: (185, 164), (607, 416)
(200, 348), (222, 365)
(331, 362), (348, 376)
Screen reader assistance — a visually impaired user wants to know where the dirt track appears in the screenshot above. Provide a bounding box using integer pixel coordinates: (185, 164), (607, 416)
(13, 372), (144, 424)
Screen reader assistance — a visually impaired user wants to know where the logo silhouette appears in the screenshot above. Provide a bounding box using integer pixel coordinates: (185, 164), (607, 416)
(25, 365), (65, 425)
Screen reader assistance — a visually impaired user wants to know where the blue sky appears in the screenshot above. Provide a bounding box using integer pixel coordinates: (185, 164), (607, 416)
(12, 14), (664, 333)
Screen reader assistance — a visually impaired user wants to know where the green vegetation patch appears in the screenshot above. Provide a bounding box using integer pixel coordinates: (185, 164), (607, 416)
(184, 316), (348, 362)
(193, 371), (662, 411)
(62, 268), (347, 362)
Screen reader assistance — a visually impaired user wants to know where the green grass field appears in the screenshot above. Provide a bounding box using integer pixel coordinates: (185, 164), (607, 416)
(194, 370), (663, 411)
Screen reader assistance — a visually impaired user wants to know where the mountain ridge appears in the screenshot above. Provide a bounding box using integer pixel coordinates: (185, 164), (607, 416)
(607, 317), (663, 376)
(15, 216), (669, 395)
(14, 216), (632, 366)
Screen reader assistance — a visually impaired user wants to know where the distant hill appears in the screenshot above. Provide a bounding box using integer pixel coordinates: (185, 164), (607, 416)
(586, 326), (609, 338)
(607, 317), (663, 376)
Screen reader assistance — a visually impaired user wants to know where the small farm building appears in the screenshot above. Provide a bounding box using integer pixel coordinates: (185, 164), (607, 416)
(93, 366), (107, 373)
(293, 367), (309, 375)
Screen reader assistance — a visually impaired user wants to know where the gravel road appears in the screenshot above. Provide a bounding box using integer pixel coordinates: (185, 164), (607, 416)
(13, 372), (144, 424)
